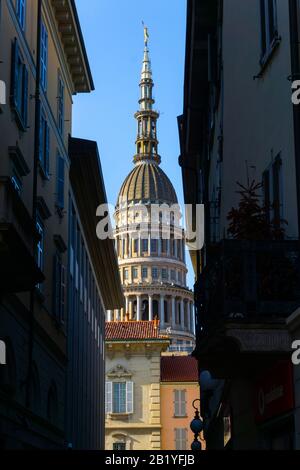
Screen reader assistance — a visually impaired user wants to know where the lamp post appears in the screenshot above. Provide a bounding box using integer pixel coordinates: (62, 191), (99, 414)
(190, 399), (204, 451)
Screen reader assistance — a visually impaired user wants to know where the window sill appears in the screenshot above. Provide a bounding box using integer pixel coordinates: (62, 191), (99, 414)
(254, 36), (281, 79)
(173, 415), (188, 419)
(108, 413), (132, 420)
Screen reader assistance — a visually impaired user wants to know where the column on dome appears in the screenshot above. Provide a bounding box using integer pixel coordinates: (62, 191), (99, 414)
(191, 302), (195, 334)
(149, 294), (153, 321)
(107, 310), (112, 322)
(180, 298), (185, 331)
(187, 301), (191, 332)
(171, 297), (176, 330)
(160, 294), (165, 329)
(136, 294), (141, 321)
(125, 296), (129, 314)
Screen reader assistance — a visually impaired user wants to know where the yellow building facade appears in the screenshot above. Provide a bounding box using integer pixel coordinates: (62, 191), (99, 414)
(105, 320), (169, 450)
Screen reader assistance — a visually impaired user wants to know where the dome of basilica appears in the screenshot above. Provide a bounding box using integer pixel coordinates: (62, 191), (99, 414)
(117, 161), (178, 208)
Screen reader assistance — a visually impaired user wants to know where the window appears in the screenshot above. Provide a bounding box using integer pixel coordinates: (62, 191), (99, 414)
(40, 20), (48, 91)
(124, 268), (129, 280)
(171, 270), (176, 281)
(162, 268), (168, 280)
(36, 215), (44, 291)
(113, 443), (126, 451)
(133, 267), (138, 279)
(106, 381), (133, 414)
(56, 154), (65, 210)
(10, 39), (28, 130)
(142, 238), (148, 252)
(175, 429), (187, 450)
(11, 167), (22, 195)
(152, 267), (158, 280)
(39, 109), (50, 177)
(133, 238), (139, 253)
(36, 216), (44, 272)
(142, 267), (148, 279)
(174, 390), (187, 417)
(151, 239), (158, 253)
(53, 252), (65, 323)
(16, 0), (26, 30)
(178, 271), (182, 283)
(260, 0), (278, 61)
(57, 73), (64, 135)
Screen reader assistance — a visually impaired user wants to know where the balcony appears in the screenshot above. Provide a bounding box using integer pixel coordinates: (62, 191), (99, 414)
(194, 239), (300, 377)
(0, 177), (44, 293)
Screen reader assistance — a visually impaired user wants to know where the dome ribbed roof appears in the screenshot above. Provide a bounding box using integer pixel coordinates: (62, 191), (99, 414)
(117, 162), (178, 207)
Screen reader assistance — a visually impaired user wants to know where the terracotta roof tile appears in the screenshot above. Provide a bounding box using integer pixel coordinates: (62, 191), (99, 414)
(161, 356), (199, 382)
(105, 321), (168, 341)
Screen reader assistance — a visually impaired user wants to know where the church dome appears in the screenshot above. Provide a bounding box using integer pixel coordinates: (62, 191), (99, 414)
(117, 161), (178, 207)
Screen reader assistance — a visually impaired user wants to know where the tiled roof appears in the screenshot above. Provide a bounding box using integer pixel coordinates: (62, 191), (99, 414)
(161, 356), (199, 382)
(105, 321), (168, 341)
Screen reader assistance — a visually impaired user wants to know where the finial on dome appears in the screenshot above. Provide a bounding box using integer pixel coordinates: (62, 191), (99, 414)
(142, 21), (149, 47)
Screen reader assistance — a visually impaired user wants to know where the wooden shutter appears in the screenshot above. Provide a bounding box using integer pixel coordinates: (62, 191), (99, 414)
(45, 122), (50, 176)
(22, 65), (28, 126)
(10, 39), (19, 109)
(126, 381), (133, 414)
(106, 382), (112, 414)
(57, 155), (65, 209)
(181, 390), (187, 416)
(174, 390), (180, 416)
(260, 0), (267, 56)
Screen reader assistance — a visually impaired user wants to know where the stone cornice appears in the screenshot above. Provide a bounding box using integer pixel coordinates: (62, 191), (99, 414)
(51, 0), (94, 93)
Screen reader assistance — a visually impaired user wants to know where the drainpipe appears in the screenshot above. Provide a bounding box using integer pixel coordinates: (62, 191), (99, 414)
(26, 0), (42, 408)
(289, 0), (300, 238)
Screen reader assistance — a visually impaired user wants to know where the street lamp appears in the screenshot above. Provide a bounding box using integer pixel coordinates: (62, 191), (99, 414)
(190, 399), (203, 451)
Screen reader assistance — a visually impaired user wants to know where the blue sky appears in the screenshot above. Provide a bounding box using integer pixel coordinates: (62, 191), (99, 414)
(72, 0), (194, 287)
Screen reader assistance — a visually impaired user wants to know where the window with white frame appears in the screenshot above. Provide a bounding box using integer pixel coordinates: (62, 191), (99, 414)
(175, 428), (187, 450)
(174, 390), (187, 417)
(106, 381), (133, 414)
(260, 0), (278, 62)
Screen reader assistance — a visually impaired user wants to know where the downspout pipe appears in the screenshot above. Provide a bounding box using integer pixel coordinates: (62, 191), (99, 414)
(26, 0), (42, 408)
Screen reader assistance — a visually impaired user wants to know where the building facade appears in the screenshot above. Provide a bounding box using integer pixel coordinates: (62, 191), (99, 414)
(66, 138), (124, 449)
(0, 0), (123, 449)
(160, 356), (203, 450)
(107, 29), (195, 352)
(105, 320), (169, 450)
(179, 0), (300, 449)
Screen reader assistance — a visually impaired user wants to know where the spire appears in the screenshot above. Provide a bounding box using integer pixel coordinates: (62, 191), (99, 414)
(134, 26), (161, 165)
